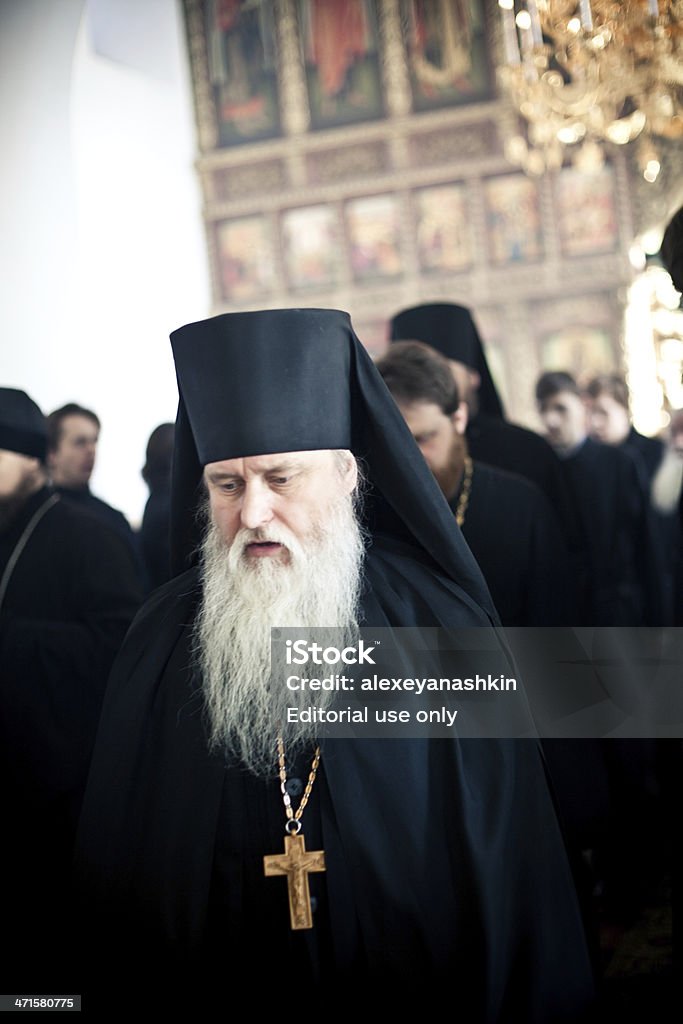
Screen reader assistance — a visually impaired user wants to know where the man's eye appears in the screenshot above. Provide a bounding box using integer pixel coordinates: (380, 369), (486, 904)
(271, 476), (290, 486)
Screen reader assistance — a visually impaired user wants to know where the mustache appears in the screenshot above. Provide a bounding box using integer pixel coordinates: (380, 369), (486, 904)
(228, 525), (300, 557)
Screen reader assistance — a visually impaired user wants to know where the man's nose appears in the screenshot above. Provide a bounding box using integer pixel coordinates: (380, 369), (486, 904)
(240, 481), (274, 530)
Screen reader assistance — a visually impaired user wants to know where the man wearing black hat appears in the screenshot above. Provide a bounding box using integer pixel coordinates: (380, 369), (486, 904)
(0, 387), (142, 990)
(389, 303), (576, 546)
(74, 310), (593, 1018)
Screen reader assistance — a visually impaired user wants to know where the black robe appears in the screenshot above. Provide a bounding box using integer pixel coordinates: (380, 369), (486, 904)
(452, 462), (575, 626)
(73, 535), (594, 1019)
(55, 483), (135, 547)
(55, 483), (146, 585)
(558, 438), (665, 625)
(466, 414), (578, 550)
(0, 486), (142, 989)
(618, 428), (676, 624)
(140, 486), (171, 591)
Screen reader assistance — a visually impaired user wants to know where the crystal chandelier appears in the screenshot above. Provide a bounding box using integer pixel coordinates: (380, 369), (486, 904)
(497, 0), (683, 178)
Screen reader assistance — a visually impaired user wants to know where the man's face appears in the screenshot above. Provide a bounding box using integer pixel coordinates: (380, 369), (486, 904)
(49, 414), (99, 488)
(204, 449), (358, 564)
(587, 393), (630, 445)
(397, 400), (467, 500)
(198, 447), (363, 774)
(538, 391), (588, 453)
(0, 449), (40, 503)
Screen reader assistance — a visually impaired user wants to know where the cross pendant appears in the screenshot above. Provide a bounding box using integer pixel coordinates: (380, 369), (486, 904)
(263, 833), (326, 930)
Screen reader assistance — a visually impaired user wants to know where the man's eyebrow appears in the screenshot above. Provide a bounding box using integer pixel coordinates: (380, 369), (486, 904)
(205, 469), (241, 483)
(205, 461), (304, 483)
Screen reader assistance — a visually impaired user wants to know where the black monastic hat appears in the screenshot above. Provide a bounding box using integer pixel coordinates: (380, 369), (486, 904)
(0, 388), (47, 460)
(389, 303), (505, 419)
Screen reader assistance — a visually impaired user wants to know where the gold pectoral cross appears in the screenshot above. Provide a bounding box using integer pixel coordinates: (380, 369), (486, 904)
(263, 833), (326, 930)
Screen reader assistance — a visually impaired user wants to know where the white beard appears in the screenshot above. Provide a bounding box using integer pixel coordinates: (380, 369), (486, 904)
(194, 492), (365, 776)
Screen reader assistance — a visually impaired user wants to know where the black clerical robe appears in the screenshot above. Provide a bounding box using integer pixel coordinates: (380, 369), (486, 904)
(452, 462), (575, 626)
(558, 438), (665, 625)
(466, 414), (577, 550)
(55, 483), (146, 585)
(140, 487), (171, 591)
(0, 487), (142, 990)
(618, 428), (676, 623)
(74, 535), (594, 1019)
(55, 483), (134, 547)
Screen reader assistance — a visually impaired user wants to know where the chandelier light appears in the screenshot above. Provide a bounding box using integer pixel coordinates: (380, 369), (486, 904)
(497, 0), (683, 178)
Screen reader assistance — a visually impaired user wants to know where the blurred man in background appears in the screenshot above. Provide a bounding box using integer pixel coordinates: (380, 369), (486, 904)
(47, 402), (136, 549)
(585, 374), (664, 482)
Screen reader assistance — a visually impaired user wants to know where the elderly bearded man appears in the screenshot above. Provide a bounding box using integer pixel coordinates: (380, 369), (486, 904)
(74, 310), (594, 1019)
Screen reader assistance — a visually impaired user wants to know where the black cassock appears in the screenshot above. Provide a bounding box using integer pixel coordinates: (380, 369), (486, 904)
(466, 414), (578, 553)
(559, 438), (665, 625)
(0, 486), (141, 990)
(56, 483), (146, 586)
(140, 486), (172, 592)
(74, 535), (594, 1020)
(55, 483), (136, 552)
(452, 462), (574, 626)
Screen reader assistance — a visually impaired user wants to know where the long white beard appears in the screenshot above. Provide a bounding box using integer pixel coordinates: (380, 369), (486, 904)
(194, 494), (365, 776)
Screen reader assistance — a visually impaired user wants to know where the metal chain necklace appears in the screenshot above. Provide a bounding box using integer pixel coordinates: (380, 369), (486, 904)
(455, 456), (473, 528)
(263, 737), (326, 930)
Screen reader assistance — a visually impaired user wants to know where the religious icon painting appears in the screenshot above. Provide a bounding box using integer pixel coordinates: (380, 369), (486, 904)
(541, 325), (617, 383)
(484, 174), (543, 266)
(297, 0), (385, 130)
(281, 205), (341, 291)
(401, 0), (493, 112)
(345, 194), (404, 283)
(555, 164), (619, 258)
(414, 182), (472, 273)
(200, 0), (281, 147)
(215, 216), (275, 303)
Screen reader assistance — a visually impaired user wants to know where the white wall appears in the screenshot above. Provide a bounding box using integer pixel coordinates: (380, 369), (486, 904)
(0, 0), (210, 524)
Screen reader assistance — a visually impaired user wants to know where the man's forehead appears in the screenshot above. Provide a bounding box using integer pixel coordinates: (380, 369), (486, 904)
(542, 391), (579, 409)
(205, 449), (335, 477)
(62, 415), (98, 437)
(399, 400), (445, 424)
